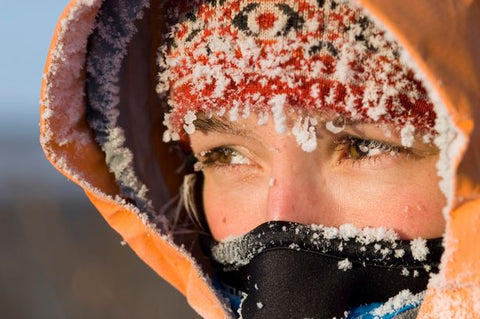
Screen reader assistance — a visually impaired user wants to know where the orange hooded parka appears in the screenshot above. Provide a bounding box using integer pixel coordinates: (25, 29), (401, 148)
(41, 0), (480, 317)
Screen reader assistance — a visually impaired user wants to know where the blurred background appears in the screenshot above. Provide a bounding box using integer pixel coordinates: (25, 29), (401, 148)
(0, 1), (199, 318)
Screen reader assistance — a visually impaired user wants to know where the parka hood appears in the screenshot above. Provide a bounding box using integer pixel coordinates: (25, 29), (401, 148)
(40, 0), (480, 317)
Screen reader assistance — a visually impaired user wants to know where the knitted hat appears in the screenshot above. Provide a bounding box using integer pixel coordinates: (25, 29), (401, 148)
(157, 0), (435, 151)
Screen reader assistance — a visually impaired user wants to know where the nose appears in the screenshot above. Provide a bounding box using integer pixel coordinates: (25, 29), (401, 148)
(265, 147), (327, 225)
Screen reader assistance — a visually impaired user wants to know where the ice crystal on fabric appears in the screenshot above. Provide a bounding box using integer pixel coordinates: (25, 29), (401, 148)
(410, 238), (429, 261)
(269, 94), (288, 134)
(370, 290), (425, 317)
(394, 249), (405, 258)
(212, 222), (404, 269)
(158, 0), (437, 153)
(85, 0), (154, 214)
(338, 258), (353, 271)
(400, 123), (416, 147)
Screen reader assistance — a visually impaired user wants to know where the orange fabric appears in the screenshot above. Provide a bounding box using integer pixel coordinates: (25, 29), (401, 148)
(359, 0), (480, 316)
(40, 1), (229, 317)
(41, 0), (480, 317)
(417, 200), (480, 317)
(419, 287), (480, 318)
(40, 0), (119, 196)
(84, 190), (228, 318)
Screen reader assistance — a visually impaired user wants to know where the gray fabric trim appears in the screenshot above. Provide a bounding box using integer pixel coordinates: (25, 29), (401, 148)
(86, 0), (152, 206)
(393, 305), (419, 319)
(85, 0), (199, 235)
(86, 0), (174, 229)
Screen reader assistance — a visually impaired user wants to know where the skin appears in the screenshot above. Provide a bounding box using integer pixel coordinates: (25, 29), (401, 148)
(189, 112), (446, 241)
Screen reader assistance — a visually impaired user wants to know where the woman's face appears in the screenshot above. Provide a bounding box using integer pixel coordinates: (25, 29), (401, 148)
(189, 113), (445, 241)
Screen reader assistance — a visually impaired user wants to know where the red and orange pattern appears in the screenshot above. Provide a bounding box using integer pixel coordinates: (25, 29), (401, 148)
(158, 0), (435, 141)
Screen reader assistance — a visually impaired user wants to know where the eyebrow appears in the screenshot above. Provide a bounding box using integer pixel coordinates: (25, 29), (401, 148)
(193, 114), (437, 152)
(193, 113), (360, 140)
(193, 115), (258, 138)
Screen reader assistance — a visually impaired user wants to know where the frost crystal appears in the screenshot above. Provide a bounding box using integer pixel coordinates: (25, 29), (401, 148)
(212, 223), (404, 269)
(217, 107), (226, 117)
(269, 178), (276, 187)
(401, 268), (410, 277)
(338, 258), (353, 271)
(229, 104), (239, 121)
(310, 83), (320, 99)
(380, 248), (391, 257)
(292, 116), (318, 152)
(257, 112), (269, 125)
(339, 224), (360, 241)
(183, 123), (195, 134)
(184, 110), (197, 125)
(394, 249), (405, 258)
(323, 227), (339, 240)
(162, 130), (172, 142)
(230, 152), (250, 165)
(159, 0), (437, 161)
(326, 120), (345, 134)
(410, 238), (429, 261)
(237, 292), (248, 319)
(193, 161), (204, 172)
(269, 94), (287, 134)
(366, 103), (387, 121)
(371, 290), (425, 317)
(400, 122), (416, 147)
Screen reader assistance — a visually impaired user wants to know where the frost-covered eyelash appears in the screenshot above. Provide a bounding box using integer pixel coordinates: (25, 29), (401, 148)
(335, 135), (405, 159)
(194, 147), (250, 168)
(194, 137), (404, 171)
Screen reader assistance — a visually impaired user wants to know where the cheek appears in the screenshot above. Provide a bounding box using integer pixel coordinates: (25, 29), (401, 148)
(367, 188), (445, 238)
(203, 177), (267, 240)
(201, 156), (446, 240)
(385, 184), (446, 239)
(329, 168), (446, 239)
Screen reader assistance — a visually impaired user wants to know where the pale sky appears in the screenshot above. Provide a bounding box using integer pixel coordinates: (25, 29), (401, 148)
(0, 1), (72, 192)
(0, 1), (69, 125)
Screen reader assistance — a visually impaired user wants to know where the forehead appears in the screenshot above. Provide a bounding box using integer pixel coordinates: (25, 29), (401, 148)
(190, 111), (438, 157)
(193, 110), (389, 138)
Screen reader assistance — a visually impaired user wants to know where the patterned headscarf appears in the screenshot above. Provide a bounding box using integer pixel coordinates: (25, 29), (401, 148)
(158, 0), (435, 151)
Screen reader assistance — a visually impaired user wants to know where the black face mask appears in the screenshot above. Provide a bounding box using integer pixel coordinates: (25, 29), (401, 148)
(203, 221), (443, 319)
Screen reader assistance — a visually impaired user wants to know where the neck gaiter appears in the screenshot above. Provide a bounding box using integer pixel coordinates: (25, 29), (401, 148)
(205, 221), (443, 318)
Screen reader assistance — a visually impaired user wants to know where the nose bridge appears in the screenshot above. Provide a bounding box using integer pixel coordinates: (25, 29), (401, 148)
(266, 151), (317, 223)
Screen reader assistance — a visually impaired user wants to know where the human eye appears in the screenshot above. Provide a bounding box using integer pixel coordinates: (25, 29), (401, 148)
(334, 135), (407, 163)
(194, 146), (251, 170)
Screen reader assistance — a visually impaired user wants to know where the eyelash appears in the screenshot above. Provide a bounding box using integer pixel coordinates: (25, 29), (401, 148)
(194, 136), (409, 170)
(195, 147), (250, 170)
(334, 135), (408, 163)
